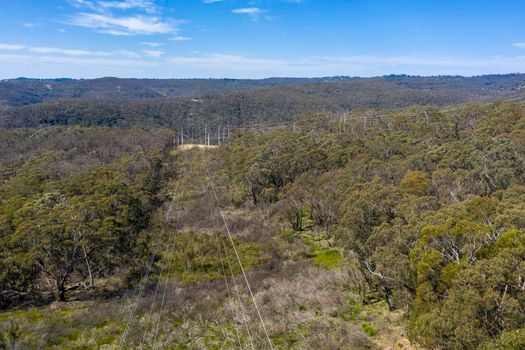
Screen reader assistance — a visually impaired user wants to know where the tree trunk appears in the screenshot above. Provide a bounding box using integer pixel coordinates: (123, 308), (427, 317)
(381, 282), (394, 311)
(82, 246), (94, 288)
(57, 280), (66, 302)
(251, 187), (258, 205)
(293, 211), (303, 231)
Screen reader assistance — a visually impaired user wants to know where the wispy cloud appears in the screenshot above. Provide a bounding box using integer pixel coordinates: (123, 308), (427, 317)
(67, 0), (183, 36)
(2, 47), (525, 78)
(0, 53), (158, 67)
(171, 36), (192, 41)
(69, 0), (99, 10)
(162, 53), (525, 77)
(0, 43), (141, 59)
(98, 0), (157, 13)
(203, 0), (225, 3)
(41, 56), (154, 67)
(68, 12), (180, 35)
(0, 43), (26, 50)
(30, 47), (109, 56)
(513, 42), (525, 48)
(22, 22), (40, 28)
(69, 0), (156, 13)
(34, 47), (141, 58)
(141, 41), (163, 47)
(232, 8), (263, 15)
(143, 49), (163, 57)
(232, 7), (265, 21)
(4, 43), (525, 73)
(165, 54), (287, 66)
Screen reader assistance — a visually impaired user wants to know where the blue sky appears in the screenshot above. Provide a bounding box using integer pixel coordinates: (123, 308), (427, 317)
(0, 0), (524, 78)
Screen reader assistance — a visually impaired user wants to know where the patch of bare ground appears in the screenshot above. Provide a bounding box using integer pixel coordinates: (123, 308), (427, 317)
(171, 144), (219, 153)
(365, 303), (418, 350)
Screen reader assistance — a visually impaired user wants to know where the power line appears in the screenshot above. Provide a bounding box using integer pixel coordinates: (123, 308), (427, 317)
(119, 180), (182, 349)
(217, 236), (244, 349)
(118, 253), (157, 349)
(207, 173), (274, 350)
(208, 194), (245, 349)
(151, 208), (181, 348)
(220, 90), (525, 136)
(140, 207), (181, 349)
(221, 236), (255, 350)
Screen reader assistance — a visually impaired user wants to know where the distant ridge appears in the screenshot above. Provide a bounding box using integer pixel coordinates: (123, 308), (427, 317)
(2, 73), (525, 130)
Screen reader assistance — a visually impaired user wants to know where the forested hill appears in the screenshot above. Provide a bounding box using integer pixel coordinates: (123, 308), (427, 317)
(1, 100), (524, 349)
(2, 74), (525, 130)
(0, 77), (325, 107)
(1, 74), (525, 107)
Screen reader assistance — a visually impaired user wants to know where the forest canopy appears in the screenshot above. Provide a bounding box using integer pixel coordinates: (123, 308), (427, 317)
(0, 92), (524, 348)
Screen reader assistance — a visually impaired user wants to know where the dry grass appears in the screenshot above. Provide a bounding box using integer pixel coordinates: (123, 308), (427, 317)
(0, 144), (415, 349)
(173, 144), (219, 152)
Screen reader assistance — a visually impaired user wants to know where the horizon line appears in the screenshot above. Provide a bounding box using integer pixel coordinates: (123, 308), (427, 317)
(2, 72), (524, 81)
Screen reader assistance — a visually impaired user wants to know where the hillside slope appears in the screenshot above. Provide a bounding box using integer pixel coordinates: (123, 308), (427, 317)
(2, 74), (525, 108)
(2, 75), (525, 131)
(1, 100), (524, 349)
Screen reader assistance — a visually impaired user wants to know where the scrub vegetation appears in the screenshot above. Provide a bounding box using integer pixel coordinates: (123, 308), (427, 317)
(0, 76), (524, 349)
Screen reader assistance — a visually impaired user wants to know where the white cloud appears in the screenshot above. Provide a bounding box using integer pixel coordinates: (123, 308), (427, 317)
(141, 41), (163, 47)
(162, 53), (525, 77)
(30, 47), (108, 56)
(0, 43), (26, 50)
(22, 22), (40, 28)
(166, 54), (286, 66)
(232, 7), (265, 21)
(99, 29), (133, 36)
(70, 0), (156, 13)
(513, 43), (525, 48)
(0, 53), (158, 68)
(203, 0), (225, 3)
(232, 8), (263, 15)
(2, 50), (525, 78)
(0, 54), (33, 63)
(171, 36), (192, 41)
(143, 50), (163, 57)
(28, 46), (140, 58)
(0, 43), (142, 60)
(68, 12), (180, 35)
(69, 0), (98, 10)
(114, 50), (141, 58)
(41, 56), (158, 67)
(98, 0), (157, 13)
(319, 54), (525, 69)
(67, 0), (183, 36)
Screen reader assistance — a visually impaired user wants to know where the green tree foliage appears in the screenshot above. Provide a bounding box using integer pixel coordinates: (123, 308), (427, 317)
(1, 98), (525, 348)
(1, 169), (150, 302)
(2, 75), (524, 107)
(400, 170), (430, 196)
(215, 101), (525, 348)
(4, 75), (525, 130)
(0, 127), (172, 307)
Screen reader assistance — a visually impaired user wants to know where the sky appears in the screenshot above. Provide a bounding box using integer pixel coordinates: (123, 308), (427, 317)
(0, 0), (524, 79)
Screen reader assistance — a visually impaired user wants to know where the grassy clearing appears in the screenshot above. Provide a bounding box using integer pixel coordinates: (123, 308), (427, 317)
(364, 301), (415, 350)
(298, 231), (344, 269)
(0, 301), (124, 349)
(158, 231), (269, 284)
(0, 147), (409, 350)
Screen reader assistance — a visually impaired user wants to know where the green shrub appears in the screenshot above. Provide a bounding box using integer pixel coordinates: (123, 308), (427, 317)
(361, 322), (378, 337)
